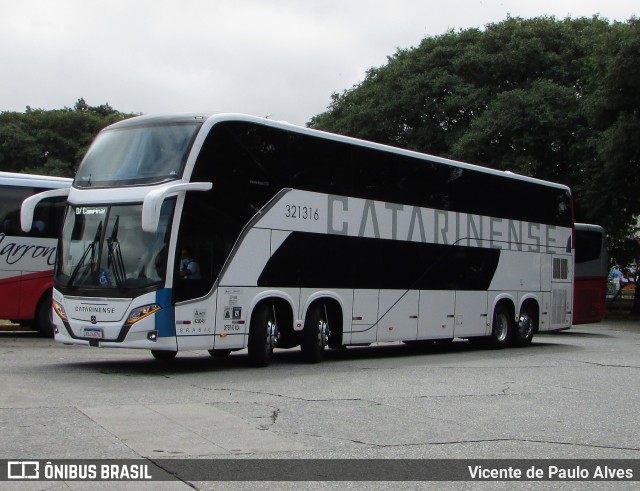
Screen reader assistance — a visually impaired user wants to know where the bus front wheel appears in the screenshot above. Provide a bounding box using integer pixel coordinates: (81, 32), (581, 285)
(151, 350), (177, 361)
(35, 295), (54, 338)
(248, 303), (277, 367)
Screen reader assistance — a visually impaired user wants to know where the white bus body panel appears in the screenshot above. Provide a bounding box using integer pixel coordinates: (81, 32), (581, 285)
(219, 228), (272, 286)
(174, 300), (216, 351)
(377, 290), (419, 342)
(213, 287), (248, 351)
(489, 250), (542, 292)
(417, 291), (455, 340)
(453, 291), (488, 338)
(350, 289), (379, 344)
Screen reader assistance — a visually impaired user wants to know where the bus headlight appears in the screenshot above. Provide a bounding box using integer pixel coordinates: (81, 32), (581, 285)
(53, 300), (67, 321)
(127, 304), (161, 324)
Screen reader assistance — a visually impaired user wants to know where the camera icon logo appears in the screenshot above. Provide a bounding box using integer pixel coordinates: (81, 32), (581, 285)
(7, 461), (39, 479)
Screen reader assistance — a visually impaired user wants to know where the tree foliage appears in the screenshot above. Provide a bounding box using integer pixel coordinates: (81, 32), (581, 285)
(0, 98), (136, 177)
(310, 16), (640, 288)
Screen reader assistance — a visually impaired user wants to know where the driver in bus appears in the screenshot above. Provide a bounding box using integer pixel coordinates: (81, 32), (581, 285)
(179, 248), (201, 279)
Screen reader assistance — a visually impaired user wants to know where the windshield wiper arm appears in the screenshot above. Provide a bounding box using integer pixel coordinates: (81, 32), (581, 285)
(68, 221), (102, 288)
(107, 216), (126, 287)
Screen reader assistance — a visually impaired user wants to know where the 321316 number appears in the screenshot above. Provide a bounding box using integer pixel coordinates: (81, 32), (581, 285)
(285, 205), (319, 221)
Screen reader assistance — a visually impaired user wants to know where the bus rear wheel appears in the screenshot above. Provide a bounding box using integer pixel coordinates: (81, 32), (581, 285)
(248, 303), (277, 367)
(512, 307), (536, 347)
(301, 303), (328, 363)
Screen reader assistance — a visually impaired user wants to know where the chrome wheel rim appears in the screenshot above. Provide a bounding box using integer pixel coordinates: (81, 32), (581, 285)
(495, 313), (509, 342)
(518, 314), (533, 339)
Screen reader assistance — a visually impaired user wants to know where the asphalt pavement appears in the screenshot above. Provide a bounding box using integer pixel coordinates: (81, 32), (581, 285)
(0, 314), (638, 489)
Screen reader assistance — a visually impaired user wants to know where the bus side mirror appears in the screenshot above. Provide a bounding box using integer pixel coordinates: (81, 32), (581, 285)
(21, 188), (71, 233)
(142, 182), (212, 233)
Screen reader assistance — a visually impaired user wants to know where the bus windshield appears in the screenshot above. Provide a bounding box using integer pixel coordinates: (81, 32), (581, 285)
(56, 201), (174, 292)
(74, 122), (201, 188)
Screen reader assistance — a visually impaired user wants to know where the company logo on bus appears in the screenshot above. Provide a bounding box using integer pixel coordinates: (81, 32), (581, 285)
(76, 207), (107, 215)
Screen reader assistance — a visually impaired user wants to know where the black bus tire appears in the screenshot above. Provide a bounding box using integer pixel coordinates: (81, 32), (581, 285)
(512, 306), (536, 347)
(301, 303), (327, 364)
(151, 350), (177, 361)
(489, 304), (512, 349)
(248, 303), (276, 367)
(35, 295), (54, 338)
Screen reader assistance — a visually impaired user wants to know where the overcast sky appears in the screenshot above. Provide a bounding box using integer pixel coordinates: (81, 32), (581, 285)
(1, 0), (637, 125)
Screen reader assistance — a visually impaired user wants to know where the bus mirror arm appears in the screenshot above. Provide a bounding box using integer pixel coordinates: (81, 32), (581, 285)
(142, 182), (212, 233)
(20, 188), (71, 233)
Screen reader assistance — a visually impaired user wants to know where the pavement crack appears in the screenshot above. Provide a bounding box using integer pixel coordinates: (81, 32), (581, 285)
(579, 360), (640, 369)
(257, 408), (281, 430)
(501, 382), (515, 395)
(195, 385), (380, 404)
(547, 384), (596, 393)
(295, 433), (640, 453)
(508, 438), (640, 453)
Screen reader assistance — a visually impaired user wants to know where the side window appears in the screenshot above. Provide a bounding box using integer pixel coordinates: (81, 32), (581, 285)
(575, 230), (603, 264)
(0, 186), (36, 236)
(193, 122), (289, 223)
(33, 195), (68, 238)
(351, 146), (389, 201)
(291, 134), (352, 197)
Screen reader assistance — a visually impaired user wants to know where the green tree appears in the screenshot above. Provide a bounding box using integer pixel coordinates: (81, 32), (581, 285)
(0, 99), (135, 177)
(579, 19), (640, 313)
(451, 79), (582, 184)
(0, 112), (41, 172)
(310, 16), (608, 158)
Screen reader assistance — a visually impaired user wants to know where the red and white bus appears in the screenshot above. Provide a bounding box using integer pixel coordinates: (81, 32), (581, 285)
(573, 223), (608, 324)
(0, 172), (72, 335)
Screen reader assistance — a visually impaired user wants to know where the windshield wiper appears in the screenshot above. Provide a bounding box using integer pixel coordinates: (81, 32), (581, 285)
(67, 221), (102, 288)
(107, 216), (126, 287)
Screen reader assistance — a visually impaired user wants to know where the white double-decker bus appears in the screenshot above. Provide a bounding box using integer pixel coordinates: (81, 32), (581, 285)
(22, 114), (574, 364)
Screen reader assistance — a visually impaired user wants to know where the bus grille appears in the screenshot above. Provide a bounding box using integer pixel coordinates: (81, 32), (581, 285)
(551, 289), (567, 325)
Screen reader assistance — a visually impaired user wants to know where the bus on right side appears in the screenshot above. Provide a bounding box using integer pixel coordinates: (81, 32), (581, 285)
(573, 223), (608, 324)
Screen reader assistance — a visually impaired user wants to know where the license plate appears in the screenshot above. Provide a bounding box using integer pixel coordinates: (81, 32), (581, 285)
(83, 327), (103, 339)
